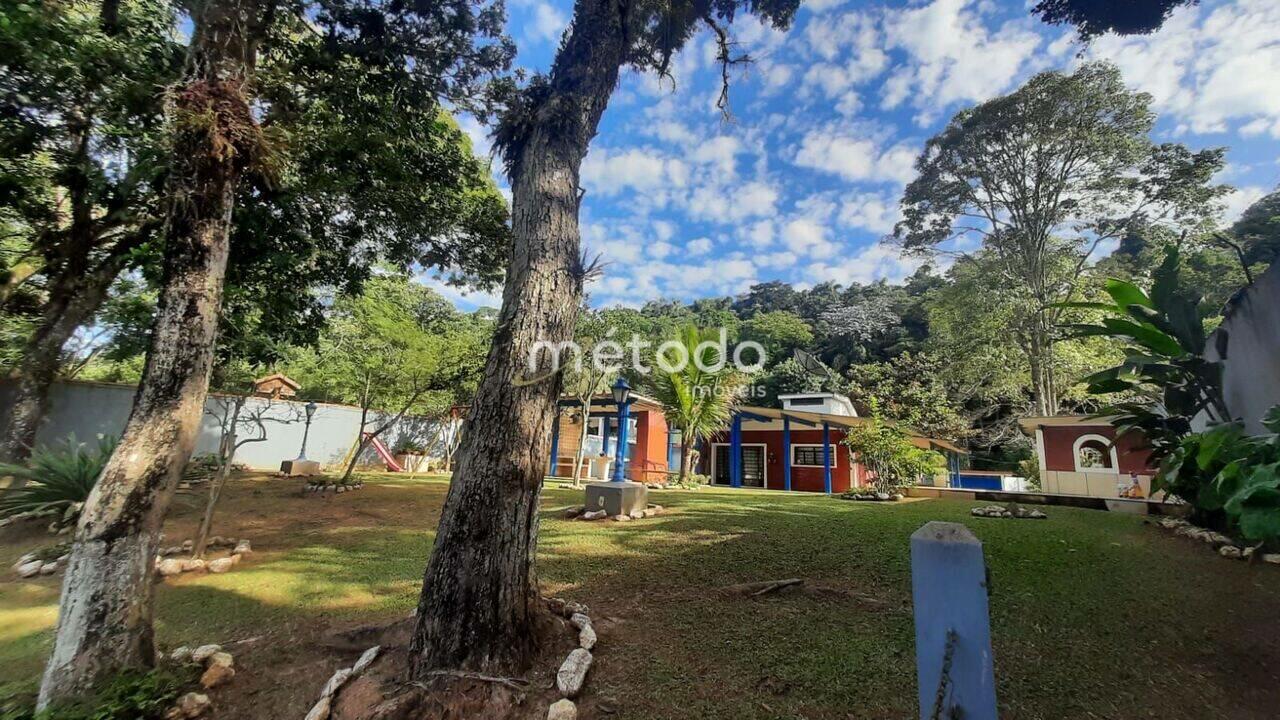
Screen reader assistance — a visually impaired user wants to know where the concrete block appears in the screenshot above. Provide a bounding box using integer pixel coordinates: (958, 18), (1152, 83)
(584, 482), (648, 518)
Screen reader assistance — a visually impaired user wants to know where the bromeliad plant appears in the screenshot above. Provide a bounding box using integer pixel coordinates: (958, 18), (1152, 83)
(1061, 247), (1232, 466)
(0, 435), (118, 522)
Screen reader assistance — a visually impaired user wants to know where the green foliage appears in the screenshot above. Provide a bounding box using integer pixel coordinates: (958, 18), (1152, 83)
(1032, 0), (1197, 39)
(0, 435), (117, 518)
(1062, 247), (1230, 464)
(1228, 188), (1280, 267)
(841, 415), (945, 492)
(738, 311), (812, 366)
(844, 352), (966, 440)
(646, 326), (746, 479)
(1158, 408), (1280, 544)
(283, 274), (489, 417)
(1, 669), (185, 720)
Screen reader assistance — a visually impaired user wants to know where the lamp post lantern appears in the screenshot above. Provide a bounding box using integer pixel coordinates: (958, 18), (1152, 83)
(297, 400), (317, 460)
(610, 377), (632, 483)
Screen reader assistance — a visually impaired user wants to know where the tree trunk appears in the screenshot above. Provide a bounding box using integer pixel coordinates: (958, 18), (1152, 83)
(408, 0), (627, 677)
(1, 251), (137, 470)
(679, 433), (693, 482)
(37, 0), (267, 707)
(193, 396), (244, 558)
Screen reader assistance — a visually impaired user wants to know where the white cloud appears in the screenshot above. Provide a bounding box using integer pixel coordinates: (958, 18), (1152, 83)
(1222, 185), (1268, 225)
(839, 192), (903, 235)
(530, 2), (567, 44)
(879, 0), (1042, 122)
(686, 180), (779, 223)
(688, 237), (714, 255)
(580, 147), (686, 197)
(792, 129), (916, 184)
(1086, 0), (1280, 138)
(747, 219), (775, 248)
(805, 242), (925, 285)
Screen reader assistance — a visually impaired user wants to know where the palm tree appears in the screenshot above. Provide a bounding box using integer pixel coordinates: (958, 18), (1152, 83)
(648, 326), (745, 482)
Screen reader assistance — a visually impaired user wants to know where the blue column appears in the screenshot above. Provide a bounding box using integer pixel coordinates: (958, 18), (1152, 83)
(548, 406), (561, 476)
(783, 415), (792, 492)
(910, 522), (998, 720)
(611, 403), (631, 482)
(822, 421), (832, 494)
(730, 413), (742, 487)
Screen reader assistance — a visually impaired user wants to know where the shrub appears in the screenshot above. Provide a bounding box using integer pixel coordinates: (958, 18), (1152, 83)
(1157, 405), (1280, 544)
(0, 435), (117, 521)
(842, 416), (945, 493)
(0, 669), (184, 720)
(392, 437), (427, 455)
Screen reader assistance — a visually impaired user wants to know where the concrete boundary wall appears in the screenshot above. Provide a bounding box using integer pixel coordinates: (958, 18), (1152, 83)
(0, 380), (457, 471)
(1204, 261), (1280, 434)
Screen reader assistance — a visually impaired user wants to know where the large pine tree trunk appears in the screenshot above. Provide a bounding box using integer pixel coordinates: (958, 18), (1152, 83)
(37, 0), (267, 707)
(408, 0), (628, 677)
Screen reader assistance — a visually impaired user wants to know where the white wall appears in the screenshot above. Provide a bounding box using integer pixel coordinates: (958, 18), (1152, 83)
(1203, 262), (1280, 434)
(0, 380), (457, 471)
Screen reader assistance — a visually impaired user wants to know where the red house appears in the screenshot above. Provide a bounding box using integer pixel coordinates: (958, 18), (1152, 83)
(548, 391), (963, 493)
(1018, 416), (1158, 498)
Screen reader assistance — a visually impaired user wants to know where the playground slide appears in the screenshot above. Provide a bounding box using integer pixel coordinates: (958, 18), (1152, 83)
(363, 433), (403, 472)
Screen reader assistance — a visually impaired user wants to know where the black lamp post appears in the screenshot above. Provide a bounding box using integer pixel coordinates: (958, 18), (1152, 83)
(610, 377), (632, 483)
(297, 400), (317, 460)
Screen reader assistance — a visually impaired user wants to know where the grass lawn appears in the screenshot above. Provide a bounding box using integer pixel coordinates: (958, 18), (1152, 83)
(3, 472), (1280, 719)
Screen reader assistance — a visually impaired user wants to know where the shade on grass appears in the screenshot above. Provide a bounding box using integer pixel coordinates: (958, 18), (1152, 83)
(3, 473), (1280, 718)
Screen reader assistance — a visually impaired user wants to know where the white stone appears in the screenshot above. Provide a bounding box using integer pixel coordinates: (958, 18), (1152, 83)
(569, 613), (591, 630)
(628, 510), (644, 520)
(171, 646), (193, 663)
(206, 651), (234, 669)
(547, 698), (577, 720)
(578, 623), (597, 651)
(207, 557), (234, 573)
(580, 510), (607, 521)
(320, 667), (353, 698)
(351, 645), (380, 675)
(555, 648), (592, 698)
(233, 540), (252, 555)
(611, 514), (631, 522)
(191, 644), (222, 664)
(16, 560), (43, 578)
(563, 601), (588, 618)
(1219, 545), (1243, 559)
(303, 696), (331, 720)
(182, 558), (206, 573)
(13, 552), (37, 569)
(158, 558), (185, 577)
(1262, 553), (1280, 565)
(39, 561), (58, 575)
(167, 691), (211, 719)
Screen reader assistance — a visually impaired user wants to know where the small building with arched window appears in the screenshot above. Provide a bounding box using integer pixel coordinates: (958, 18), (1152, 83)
(1018, 416), (1158, 498)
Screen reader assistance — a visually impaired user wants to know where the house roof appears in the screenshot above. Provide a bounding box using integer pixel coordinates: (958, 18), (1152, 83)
(736, 404), (967, 455)
(1017, 415), (1119, 435)
(252, 372), (300, 390)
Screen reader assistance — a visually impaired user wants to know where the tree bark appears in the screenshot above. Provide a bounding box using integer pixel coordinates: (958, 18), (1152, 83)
(679, 434), (694, 482)
(37, 0), (268, 707)
(408, 0), (628, 677)
(1, 246), (140, 469)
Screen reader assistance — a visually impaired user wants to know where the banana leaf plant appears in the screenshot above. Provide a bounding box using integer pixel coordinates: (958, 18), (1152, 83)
(1057, 247), (1232, 466)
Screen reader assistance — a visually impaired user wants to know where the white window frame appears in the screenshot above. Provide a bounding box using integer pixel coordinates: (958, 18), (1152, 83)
(1072, 433), (1119, 473)
(790, 443), (829, 468)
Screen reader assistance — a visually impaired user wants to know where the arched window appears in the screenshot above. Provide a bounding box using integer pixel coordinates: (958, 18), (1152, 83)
(1073, 434), (1118, 473)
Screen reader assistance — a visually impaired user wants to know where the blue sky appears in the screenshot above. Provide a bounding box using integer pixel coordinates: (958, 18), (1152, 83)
(432, 0), (1280, 310)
